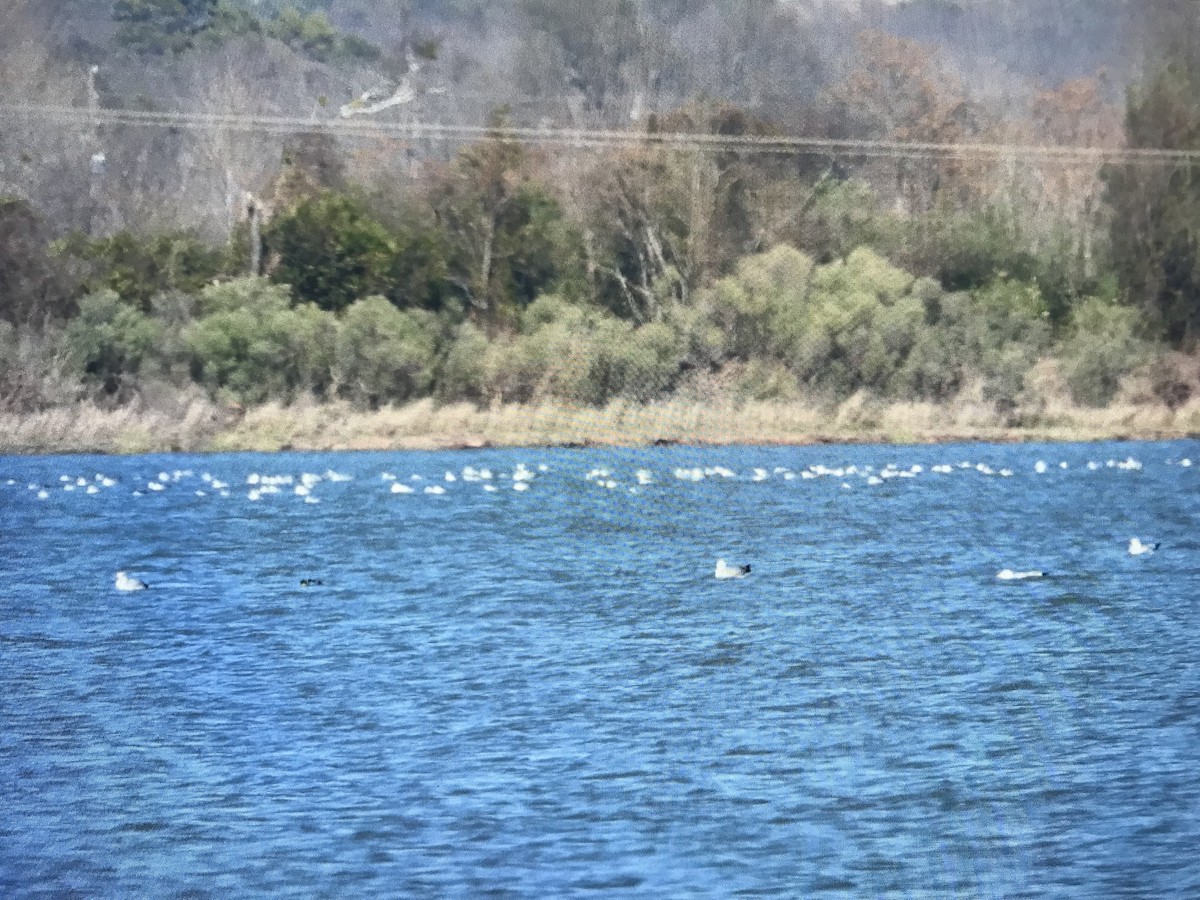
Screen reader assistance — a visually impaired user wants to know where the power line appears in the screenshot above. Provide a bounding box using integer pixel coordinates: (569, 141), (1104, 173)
(2, 103), (1198, 166)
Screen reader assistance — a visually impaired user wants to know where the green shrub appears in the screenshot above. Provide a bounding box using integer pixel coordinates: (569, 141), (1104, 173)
(698, 244), (1061, 405)
(195, 276), (290, 315)
(64, 290), (163, 396)
(501, 309), (620, 405)
(894, 326), (962, 400)
(519, 293), (578, 332)
(660, 301), (724, 373)
(918, 208), (1039, 292)
(618, 320), (684, 401)
(65, 230), (228, 312)
(964, 280), (1052, 406)
(268, 8), (337, 60)
(480, 296), (686, 406)
(810, 246), (916, 304)
(437, 322), (492, 402)
(185, 277), (335, 403)
(1059, 298), (1149, 406)
(792, 178), (893, 263)
(705, 244), (815, 360)
(334, 296), (438, 406)
(735, 358), (800, 401)
(778, 247), (919, 398)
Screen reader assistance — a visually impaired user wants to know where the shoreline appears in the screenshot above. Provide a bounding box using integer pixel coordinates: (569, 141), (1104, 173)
(1, 397), (1198, 456)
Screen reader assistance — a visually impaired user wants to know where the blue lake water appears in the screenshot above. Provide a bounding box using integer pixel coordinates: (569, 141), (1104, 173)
(1, 440), (1199, 897)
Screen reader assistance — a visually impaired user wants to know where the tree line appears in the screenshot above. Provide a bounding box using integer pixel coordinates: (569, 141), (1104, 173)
(1, 1), (1199, 416)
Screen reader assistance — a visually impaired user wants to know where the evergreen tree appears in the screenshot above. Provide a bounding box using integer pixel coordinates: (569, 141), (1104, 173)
(266, 192), (396, 313)
(112, 0), (218, 53)
(1107, 63), (1200, 347)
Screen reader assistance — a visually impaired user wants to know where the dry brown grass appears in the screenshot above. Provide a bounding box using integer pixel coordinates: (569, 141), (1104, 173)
(4, 352), (1200, 459)
(2, 389), (1197, 456)
(0, 396), (226, 454)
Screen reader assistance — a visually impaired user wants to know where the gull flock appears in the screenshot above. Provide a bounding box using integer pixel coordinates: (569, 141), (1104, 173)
(4, 451), (1182, 588)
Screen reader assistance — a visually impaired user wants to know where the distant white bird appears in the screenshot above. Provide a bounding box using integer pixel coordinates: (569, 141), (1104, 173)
(715, 559), (751, 579)
(997, 569), (1044, 580)
(115, 571), (148, 591)
(1128, 538), (1159, 556)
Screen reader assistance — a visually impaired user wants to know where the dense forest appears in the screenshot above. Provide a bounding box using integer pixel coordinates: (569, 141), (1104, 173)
(1, 0), (1199, 426)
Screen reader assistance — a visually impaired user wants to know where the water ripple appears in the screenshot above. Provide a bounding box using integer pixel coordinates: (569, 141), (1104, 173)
(1, 441), (1199, 896)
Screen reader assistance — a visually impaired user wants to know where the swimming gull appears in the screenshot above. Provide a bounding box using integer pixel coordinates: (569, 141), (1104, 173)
(115, 571), (149, 591)
(1128, 538), (1159, 556)
(715, 559), (751, 579)
(996, 569), (1044, 580)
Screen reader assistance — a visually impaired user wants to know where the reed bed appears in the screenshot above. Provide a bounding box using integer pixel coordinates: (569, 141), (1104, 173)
(2, 390), (1197, 456)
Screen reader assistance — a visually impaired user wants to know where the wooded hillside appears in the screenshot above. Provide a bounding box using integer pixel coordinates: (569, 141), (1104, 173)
(2, 0), (1198, 427)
